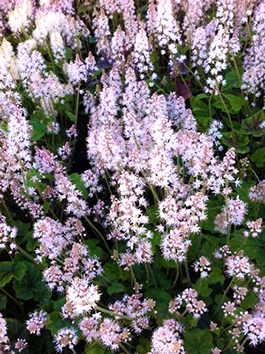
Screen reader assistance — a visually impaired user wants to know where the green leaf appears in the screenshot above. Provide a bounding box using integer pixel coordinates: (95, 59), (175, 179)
(69, 173), (88, 199)
(151, 269), (171, 290)
(104, 262), (120, 282)
(53, 298), (66, 312)
(13, 283), (33, 300)
(200, 238), (218, 258)
(31, 121), (47, 141)
(136, 345), (146, 354)
(0, 294), (7, 310)
(230, 236), (265, 266)
(157, 253), (177, 268)
(88, 37), (97, 44)
(222, 130), (249, 154)
(66, 111), (77, 123)
(242, 110), (265, 137)
(208, 268), (225, 285)
(65, 47), (73, 60)
(13, 262), (27, 281)
(26, 238), (38, 252)
(202, 200), (221, 232)
(13, 261), (48, 301)
(29, 112), (47, 141)
(77, 3), (87, 15)
(107, 282), (126, 295)
(195, 93), (208, 100)
(86, 341), (105, 354)
(212, 97), (227, 113)
(235, 182), (253, 203)
(0, 121), (7, 132)
(28, 330), (54, 354)
(145, 289), (172, 303)
(145, 288), (172, 325)
(0, 261), (26, 287)
(184, 329), (213, 354)
(222, 94), (245, 112)
(247, 243), (265, 266)
(190, 97), (209, 115)
(251, 148), (265, 168)
(104, 262), (128, 282)
(216, 338), (225, 350)
(46, 312), (71, 336)
(136, 337), (151, 354)
(12, 220), (31, 238)
(0, 261), (14, 287)
(85, 239), (104, 259)
(222, 69), (241, 90)
(6, 318), (23, 339)
(150, 231), (161, 247)
(241, 292), (257, 310)
(196, 116), (212, 130)
(194, 278), (212, 298)
(90, 69), (104, 80)
(138, 337), (151, 351)
(146, 204), (159, 224)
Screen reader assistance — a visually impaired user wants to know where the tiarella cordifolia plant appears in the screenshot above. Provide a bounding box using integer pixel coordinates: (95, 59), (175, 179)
(0, 1), (265, 354)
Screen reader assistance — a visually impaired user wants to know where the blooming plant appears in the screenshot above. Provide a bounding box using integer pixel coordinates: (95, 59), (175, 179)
(0, 1), (265, 354)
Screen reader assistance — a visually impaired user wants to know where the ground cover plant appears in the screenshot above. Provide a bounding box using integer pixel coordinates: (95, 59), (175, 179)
(0, 0), (265, 353)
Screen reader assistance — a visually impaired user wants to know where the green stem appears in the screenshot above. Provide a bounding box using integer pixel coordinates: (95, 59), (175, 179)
(67, 85), (80, 169)
(231, 53), (241, 85)
(132, 133), (159, 205)
(165, 266), (169, 278)
(226, 223), (232, 245)
(119, 343), (130, 354)
(197, 234), (202, 255)
(35, 185), (57, 220)
(55, 256), (65, 267)
(130, 267), (137, 290)
(19, 162), (30, 199)
(154, 82), (166, 94)
(230, 52), (247, 117)
(84, 215), (111, 254)
(181, 61), (205, 91)
(217, 89), (234, 133)
(105, 170), (112, 181)
(212, 277), (234, 317)
(181, 309), (188, 317)
(144, 262), (150, 284)
(224, 179), (231, 245)
(75, 85), (80, 121)
(0, 199), (12, 220)
(98, 274), (112, 285)
(184, 259), (192, 286)
(179, 70), (191, 96)
(46, 43), (55, 68)
(237, 337), (248, 353)
(15, 244), (43, 269)
(148, 263), (157, 289)
(144, 177), (159, 205)
(220, 323), (234, 335)
(95, 306), (133, 321)
(208, 93), (213, 118)
(104, 172), (112, 196)
(255, 203), (260, 219)
(0, 287), (24, 314)
(223, 339), (234, 352)
(251, 169), (260, 182)
(173, 263), (179, 287)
